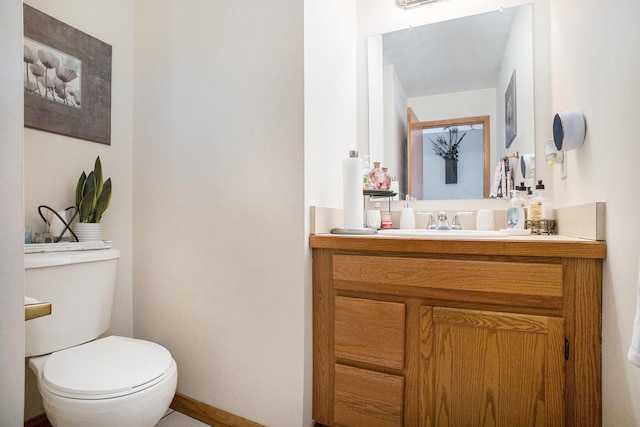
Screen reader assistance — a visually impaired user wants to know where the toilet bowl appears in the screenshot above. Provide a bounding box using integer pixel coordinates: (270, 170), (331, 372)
(25, 249), (178, 427)
(29, 336), (177, 427)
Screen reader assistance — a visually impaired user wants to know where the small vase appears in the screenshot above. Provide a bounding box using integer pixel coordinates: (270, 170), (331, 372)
(73, 223), (103, 242)
(445, 159), (458, 184)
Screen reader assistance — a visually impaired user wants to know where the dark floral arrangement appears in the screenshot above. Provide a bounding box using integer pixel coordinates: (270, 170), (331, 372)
(431, 127), (466, 161)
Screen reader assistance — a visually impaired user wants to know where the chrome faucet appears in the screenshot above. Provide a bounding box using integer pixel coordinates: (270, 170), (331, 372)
(418, 211), (473, 230)
(436, 212), (451, 230)
(434, 211), (473, 230)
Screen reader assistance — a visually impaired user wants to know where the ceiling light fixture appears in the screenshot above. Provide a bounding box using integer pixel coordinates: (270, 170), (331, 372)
(396, 0), (445, 10)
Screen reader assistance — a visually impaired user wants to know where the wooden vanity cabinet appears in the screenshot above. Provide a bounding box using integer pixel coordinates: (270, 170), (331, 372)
(311, 235), (606, 427)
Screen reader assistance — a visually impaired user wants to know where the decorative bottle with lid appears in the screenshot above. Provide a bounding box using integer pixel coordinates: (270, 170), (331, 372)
(379, 167), (391, 190)
(528, 180), (554, 220)
(368, 162), (391, 190)
(368, 162), (382, 189)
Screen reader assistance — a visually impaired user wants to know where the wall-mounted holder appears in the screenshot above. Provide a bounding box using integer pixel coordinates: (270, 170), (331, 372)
(553, 111), (586, 151)
(520, 153), (535, 179)
(550, 111), (586, 179)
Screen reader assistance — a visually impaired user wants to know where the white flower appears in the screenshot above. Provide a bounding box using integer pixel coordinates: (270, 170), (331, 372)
(55, 65), (78, 83)
(29, 63), (45, 77)
(37, 49), (60, 69)
(24, 45), (38, 64)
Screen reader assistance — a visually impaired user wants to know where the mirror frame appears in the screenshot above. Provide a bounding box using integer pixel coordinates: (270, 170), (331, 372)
(408, 113), (490, 199)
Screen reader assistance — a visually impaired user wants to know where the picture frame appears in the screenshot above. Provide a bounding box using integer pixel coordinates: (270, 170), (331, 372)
(505, 70), (517, 148)
(23, 4), (112, 145)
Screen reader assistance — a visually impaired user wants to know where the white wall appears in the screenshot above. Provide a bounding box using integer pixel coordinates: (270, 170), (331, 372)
(133, 1), (307, 426)
(0, 1), (25, 425)
(303, 4), (357, 423)
(383, 63), (408, 192)
(549, 0), (640, 424)
(23, 0), (135, 339)
(305, 0), (359, 211)
(21, 0), (135, 420)
(496, 4), (534, 181)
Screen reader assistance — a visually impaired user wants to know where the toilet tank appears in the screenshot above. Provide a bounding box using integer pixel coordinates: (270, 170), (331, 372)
(25, 249), (120, 357)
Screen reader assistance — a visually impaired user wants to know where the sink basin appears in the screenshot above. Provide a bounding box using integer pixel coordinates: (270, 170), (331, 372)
(376, 229), (511, 239)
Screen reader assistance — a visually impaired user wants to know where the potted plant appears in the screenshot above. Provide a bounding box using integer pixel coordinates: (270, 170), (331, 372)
(431, 127), (466, 184)
(73, 156), (112, 241)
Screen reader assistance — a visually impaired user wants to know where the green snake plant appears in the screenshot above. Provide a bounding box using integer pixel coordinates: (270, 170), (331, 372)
(75, 157), (112, 223)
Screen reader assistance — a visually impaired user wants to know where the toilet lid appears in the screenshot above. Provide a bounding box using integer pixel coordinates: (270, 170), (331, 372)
(42, 336), (174, 398)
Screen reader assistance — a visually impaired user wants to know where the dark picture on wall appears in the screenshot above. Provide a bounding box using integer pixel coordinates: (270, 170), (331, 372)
(23, 4), (112, 145)
(505, 70), (517, 148)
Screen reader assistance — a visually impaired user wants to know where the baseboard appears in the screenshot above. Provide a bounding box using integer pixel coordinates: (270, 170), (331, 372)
(170, 393), (263, 427)
(24, 413), (51, 427)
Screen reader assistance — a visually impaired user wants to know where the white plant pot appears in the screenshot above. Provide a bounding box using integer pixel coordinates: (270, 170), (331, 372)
(73, 223), (103, 242)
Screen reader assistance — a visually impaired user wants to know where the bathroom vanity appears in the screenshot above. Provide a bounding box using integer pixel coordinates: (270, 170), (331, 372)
(310, 234), (606, 427)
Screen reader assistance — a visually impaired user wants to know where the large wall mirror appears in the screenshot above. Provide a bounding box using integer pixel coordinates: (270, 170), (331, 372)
(367, 4), (535, 200)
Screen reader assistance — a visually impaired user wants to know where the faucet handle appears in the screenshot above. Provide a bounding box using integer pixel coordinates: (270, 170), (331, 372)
(417, 212), (436, 229)
(451, 211), (473, 230)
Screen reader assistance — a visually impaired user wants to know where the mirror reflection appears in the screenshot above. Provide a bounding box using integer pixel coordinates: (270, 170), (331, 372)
(368, 4), (535, 200)
(408, 112), (490, 200)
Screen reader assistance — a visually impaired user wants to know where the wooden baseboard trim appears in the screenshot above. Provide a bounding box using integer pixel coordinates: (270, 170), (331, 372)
(170, 393), (263, 427)
(24, 413), (51, 427)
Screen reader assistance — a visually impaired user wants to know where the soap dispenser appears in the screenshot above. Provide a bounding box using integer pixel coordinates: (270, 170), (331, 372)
(528, 180), (554, 220)
(506, 189), (525, 230)
(400, 196), (416, 229)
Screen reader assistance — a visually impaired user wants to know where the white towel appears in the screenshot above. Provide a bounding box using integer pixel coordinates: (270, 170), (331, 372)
(628, 260), (640, 367)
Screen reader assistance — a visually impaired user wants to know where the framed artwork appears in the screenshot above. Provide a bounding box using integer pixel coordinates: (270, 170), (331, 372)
(23, 4), (112, 145)
(505, 70), (517, 148)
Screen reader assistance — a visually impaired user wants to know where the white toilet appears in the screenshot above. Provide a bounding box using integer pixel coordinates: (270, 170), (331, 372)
(25, 249), (178, 427)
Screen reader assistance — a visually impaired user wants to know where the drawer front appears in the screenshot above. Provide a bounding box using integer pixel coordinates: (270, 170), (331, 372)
(333, 254), (563, 308)
(335, 296), (405, 370)
(334, 364), (404, 427)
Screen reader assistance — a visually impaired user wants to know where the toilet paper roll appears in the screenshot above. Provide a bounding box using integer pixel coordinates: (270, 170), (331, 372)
(343, 153), (363, 229)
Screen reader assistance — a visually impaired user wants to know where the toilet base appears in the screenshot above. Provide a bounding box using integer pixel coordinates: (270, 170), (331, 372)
(38, 360), (177, 427)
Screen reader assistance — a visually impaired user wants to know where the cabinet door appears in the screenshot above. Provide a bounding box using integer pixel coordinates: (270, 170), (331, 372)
(334, 364), (404, 427)
(335, 296), (405, 370)
(420, 307), (565, 427)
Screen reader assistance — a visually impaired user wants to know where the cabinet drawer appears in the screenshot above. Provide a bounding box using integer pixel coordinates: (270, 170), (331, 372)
(335, 296), (405, 370)
(334, 364), (404, 427)
(333, 255), (563, 308)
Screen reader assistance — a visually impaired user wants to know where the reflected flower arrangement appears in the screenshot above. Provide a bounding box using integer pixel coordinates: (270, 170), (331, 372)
(23, 38), (81, 108)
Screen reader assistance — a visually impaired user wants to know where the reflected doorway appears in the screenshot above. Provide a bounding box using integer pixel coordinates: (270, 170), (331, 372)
(407, 109), (490, 200)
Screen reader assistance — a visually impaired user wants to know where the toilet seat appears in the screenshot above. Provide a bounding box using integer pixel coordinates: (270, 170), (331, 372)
(40, 336), (174, 400)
